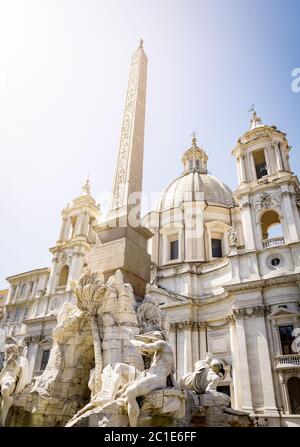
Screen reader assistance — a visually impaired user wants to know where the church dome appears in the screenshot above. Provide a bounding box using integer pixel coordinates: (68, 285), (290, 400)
(155, 171), (236, 210)
(155, 135), (236, 211)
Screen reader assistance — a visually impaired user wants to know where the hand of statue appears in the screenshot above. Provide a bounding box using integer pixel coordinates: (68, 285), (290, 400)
(205, 352), (214, 364)
(130, 339), (144, 348)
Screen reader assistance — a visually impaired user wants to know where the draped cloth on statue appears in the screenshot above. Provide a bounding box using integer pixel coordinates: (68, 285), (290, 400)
(180, 360), (220, 394)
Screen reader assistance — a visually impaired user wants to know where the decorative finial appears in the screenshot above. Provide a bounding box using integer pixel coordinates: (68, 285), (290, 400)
(248, 105), (262, 130)
(248, 104), (256, 115)
(190, 131), (198, 147)
(82, 178), (91, 195)
(139, 38), (144, 49)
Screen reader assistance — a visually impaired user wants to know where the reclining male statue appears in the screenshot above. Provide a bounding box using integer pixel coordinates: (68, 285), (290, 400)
(179, 352), (225, 395)
(66, 330), (176, 427)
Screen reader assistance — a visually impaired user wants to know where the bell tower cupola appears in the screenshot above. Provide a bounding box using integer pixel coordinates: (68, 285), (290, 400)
(181, 133), (208, 174)
(46, 180), (101, 295)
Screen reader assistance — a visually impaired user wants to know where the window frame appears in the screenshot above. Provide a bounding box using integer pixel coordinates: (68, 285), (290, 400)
(170, 239), (179, 261)
(40, 349), (50, 371)
(278, 324), (295, 355)
(211, 237), (223, 258)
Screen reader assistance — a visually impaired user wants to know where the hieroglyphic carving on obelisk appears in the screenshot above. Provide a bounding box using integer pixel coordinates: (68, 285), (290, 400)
(108, 40), (147, 223)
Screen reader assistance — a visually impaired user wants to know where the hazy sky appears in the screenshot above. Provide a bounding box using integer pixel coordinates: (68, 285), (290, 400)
(0, 0), (299, 288)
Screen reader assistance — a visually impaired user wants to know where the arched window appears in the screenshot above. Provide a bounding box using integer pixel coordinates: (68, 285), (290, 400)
(58, 265), (69, 288)
(261, 210), (283, 240)
(253, 149), (268, 179)
(287, 377), (300, 414)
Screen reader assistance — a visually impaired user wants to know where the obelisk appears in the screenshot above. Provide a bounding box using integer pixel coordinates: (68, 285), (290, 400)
(108, 39), (147, 224)
(90, 41), (152, 298)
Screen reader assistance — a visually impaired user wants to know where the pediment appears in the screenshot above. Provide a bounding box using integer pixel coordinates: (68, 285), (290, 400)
(146, 286), (187, 307)
(267, 307), (300, 320)
(39, 336), (53, 345)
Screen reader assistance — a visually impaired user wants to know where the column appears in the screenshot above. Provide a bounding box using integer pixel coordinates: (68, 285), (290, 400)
(74, 214), (82, 236)
(192, 322), (199, 368)
(281, 189), (299, 242)
(199, 322), (207, 360)
(68, 253), (84, 288)
(271, 321), (281, 355)
(290, 192), (300, 237)
(63, 217), (72, 240)
(27, 338), (40, 380)
(254, 311), (279, 414)
(176, 323), (185, 380)
(240, 156), (246, 183)
(264, 147), (271, 175)
(279, 373), (290, 414)
(228, 314), (240, 409)
(81, 212), (90, 236)
(267, 144), (275, 174)
(249, 152), (257, 181)
(168, 324), (177, 376)
(286, 154), (292, 172)
(183, 321), (193, 375)
(241, 202), (255, 250)
(59, 218), (67, 241)
(274, 142), (283, 171)
(162, 233), (169, 264)
(236, 158), (242, 184)
(234, 309), (254, 412)
(46, 257), (59, 295)
(244, 153), (250, 182)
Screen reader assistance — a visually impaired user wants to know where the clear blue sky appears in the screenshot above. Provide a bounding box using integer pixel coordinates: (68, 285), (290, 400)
(0, 0), (299, 288)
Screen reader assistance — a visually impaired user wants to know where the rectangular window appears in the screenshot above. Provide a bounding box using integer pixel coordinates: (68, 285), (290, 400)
(24, 307), (29, 320)
(29, 281), (34, 294)
(14, 307), (20, 322)
(279, 325), (295, 355)
(212, 238), (222, 258)
(170, 240), (179, 260)
(40, 350), (50, 371)
(6, 310), (11, 322)
(20, 284), (27, 297)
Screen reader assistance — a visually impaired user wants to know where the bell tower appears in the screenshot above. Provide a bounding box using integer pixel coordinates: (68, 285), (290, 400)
(46, 180), (101, 295)
(232, 110), (300, 253)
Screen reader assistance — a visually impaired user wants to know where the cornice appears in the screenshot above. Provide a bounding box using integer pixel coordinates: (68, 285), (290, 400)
(224, 273), (300, 293)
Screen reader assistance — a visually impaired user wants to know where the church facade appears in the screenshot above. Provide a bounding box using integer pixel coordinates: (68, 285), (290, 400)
(1, 42), (300, 427)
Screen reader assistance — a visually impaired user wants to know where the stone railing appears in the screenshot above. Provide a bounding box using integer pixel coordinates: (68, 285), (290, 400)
(262, 237), (284, 249)
(274, 354), (300, 369)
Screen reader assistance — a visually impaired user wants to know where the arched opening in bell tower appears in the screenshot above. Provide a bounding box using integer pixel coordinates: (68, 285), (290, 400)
(260, 210), (283, 240)
(253, 149), (268, 179)
(57, 265), (69, 289)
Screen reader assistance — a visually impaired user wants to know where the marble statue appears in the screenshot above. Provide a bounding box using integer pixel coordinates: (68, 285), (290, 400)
(66, 329), (176, 427)
(228, 227), (238, 247)
(0, 336), (29, 426)
(179, 353), (224, 395)
(137, 301), (162, 334)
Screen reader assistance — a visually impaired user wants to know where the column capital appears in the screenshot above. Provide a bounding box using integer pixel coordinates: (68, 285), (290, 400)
(226, 313), (236, 323)
(232, 307), (245, 319)
(198, 321), (207, 330)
